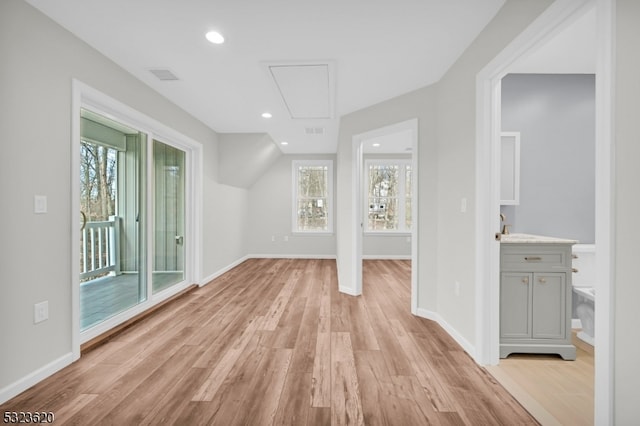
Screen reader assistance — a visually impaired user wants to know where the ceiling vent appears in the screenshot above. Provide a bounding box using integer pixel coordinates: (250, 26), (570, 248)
(149, 68), (179, 81)
(265, 62), (335, 120)
(305, 127), (325, 135)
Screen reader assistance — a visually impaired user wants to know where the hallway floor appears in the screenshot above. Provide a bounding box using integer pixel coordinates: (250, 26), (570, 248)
(3, 259), (537, 425)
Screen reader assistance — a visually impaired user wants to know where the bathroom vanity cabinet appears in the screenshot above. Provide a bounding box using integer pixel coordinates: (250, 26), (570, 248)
(500, 235), (577, 360)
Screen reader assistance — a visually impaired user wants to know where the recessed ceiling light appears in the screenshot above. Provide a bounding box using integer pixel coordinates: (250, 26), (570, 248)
(281, 141), (289, 145)
(261, 112), (273, 118)
(205, 31), (225, 44)
(372, 143), (381, 147)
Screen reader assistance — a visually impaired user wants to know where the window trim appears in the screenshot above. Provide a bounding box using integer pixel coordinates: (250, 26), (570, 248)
(292, 159), (334, 234)
(364, 158), (412, 234)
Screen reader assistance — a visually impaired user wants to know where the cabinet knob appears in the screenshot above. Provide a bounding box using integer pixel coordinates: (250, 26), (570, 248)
(538, 277), (547, 284)
(522, 277), (529, 284)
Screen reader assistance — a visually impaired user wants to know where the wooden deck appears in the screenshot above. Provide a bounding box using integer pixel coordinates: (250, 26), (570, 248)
(81, 272), (183, 330)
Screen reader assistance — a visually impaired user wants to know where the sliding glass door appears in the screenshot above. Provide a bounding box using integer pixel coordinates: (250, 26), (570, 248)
(79, 109), (147, 331)
(78, 110), (188, 333)
(153, 140), (186, 294)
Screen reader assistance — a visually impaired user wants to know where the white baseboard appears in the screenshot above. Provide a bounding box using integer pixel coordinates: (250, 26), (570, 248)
(200, 255), (250, 286)
(248, 253), (337, 260)
(361, 254), (411, 260)
(0, 352), (74, 405)
(200, 254), (337, 287)
(338, 285), (361, 296)
(416, 308), (477, 360)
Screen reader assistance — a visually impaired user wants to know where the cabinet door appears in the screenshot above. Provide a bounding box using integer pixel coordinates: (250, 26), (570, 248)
(500, 272), (532, 339)
(532, 273), (566, 339)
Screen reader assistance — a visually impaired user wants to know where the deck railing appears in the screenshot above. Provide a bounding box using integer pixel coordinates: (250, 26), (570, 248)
(80, 216), (120, 280)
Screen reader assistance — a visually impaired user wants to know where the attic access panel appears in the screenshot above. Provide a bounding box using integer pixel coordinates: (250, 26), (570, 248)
(268, 64), (333, 119)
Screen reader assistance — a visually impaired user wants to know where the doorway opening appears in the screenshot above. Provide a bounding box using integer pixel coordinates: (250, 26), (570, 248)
(352, 119), (418, 314)
(475, 0), (613, 423)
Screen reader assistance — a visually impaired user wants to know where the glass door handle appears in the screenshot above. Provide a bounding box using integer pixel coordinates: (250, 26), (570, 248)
(175, 236), (184, 245)
(80, 211), (87, 231)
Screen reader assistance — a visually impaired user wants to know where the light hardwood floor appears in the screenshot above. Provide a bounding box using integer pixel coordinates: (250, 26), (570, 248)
(488, 333), (594, 426)
(1, 259), (538, 425)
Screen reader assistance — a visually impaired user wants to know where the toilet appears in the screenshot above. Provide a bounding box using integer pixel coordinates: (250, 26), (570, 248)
(572, 244), (596, 346)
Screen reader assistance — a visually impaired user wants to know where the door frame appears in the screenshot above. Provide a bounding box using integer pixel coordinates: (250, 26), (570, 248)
(71, 80), (203, 357)
(474, 0), (614, 423)
(351, 118), (419, 314)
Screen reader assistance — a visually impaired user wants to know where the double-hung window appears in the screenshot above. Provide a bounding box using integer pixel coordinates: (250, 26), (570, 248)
(292, 160), (333, 233)
(365, 159), (412, 232)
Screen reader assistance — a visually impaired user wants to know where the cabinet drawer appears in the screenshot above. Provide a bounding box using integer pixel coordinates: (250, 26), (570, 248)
(501, 246), (571, 271)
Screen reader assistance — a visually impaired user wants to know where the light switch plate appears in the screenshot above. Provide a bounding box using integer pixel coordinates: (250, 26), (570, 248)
(34, 301), (49, 323)
(34, 195), (47, 214)
(460, 197), (467, 213)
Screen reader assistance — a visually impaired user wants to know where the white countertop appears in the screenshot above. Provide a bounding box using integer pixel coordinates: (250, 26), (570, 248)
(500, 233), (578, 244)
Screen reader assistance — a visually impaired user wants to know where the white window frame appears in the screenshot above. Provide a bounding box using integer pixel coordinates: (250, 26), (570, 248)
(292, 160), (334, 234)
(364, 159), (412, 234)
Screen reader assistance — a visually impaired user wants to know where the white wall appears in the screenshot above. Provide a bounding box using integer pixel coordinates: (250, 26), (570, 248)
(614, 0), (640, 421)
(202, 138), (250, 281)
(336, 0), (553, 345)
(0, 0), (248, 400)
(434, 0), (554, 345)
(337, 86), (439, 310)
(247, 155), (336, 257)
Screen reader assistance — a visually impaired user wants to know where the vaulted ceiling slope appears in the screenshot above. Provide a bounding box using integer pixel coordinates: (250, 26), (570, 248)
(218, 133), (282, 189)
(25, 0), (505, 153)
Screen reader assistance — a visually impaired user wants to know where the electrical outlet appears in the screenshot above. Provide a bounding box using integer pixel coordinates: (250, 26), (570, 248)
(34, 301), (49, 323)
(460, 198), (467, 213)
(455, 281), (460, 296)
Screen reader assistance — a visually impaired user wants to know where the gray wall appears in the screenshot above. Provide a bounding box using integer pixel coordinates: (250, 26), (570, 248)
(247, 155), (336, 257)
(8, 0), (639, 420)
(615, 0), (640, 421)
(0, 0), (249, 396)
(363, 235), (411, 258)
(202, 143), (250, 278)
(218, 133), (282, 189)
(501, 74), (595, 243)
(430, 0), (552, 342)
(337, 85), (439, 307)
(337, 1), (553, 337)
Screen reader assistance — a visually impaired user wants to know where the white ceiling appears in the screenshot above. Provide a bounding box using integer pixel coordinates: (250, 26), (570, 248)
(362, 129), (413, 154)
(362, 7), (597, 155)
(25, 0), (506, 153)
